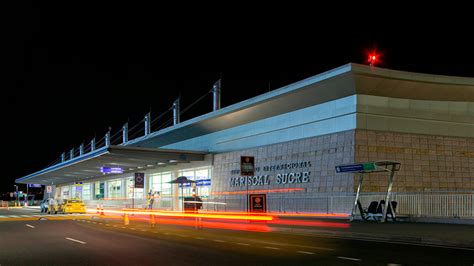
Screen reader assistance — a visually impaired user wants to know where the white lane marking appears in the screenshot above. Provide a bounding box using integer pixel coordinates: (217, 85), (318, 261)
(25, 224), (35, 228)
(92, 222), (97, 224)
(387, 264), (402, 266)
(140, 229), (147, 232)
(121, 226), (126, 229)
(337, 256), (360, 261)
(8, 215), (20, 218)
(213, 239), (225, 243)
(65, 237), (86, 245)
(302, 245), (333, 251)
(113, 225), (118, 227)
(264, 246), (280, 250)
(257, 240), (287, 246)
(130, 228), (136, 230)
(236, 243), (250, 246)
(297, 251), (315, 255)
(164, 232), (171, 235)
(177, 234), (187, 237)
(320, 235), (474, 251)
(20, 215), (31, 217)
(106, 224), (111, 227)
(195, 237), (205, 240)
(98, 223), (103, 225)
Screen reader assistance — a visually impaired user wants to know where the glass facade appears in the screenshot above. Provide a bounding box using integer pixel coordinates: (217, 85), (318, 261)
(178, 167), (211, 199)
(82, 183), (91, 200)
(150, 172), (172, 196)
(107, 179), (122, 199)
(127, 177), (144, 199)
(95, 181), (105, 199)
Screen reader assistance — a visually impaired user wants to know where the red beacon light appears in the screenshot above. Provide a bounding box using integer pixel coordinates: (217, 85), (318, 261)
(368, 54), (378, 66)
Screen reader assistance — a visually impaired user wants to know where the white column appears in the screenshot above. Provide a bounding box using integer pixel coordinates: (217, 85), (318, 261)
(172, 171), (180, 211)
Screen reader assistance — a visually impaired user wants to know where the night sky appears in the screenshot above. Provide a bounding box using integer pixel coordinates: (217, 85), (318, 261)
(4, 2), (473, 194)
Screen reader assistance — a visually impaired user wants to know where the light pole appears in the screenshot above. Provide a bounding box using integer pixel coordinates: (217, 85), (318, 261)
(14, 185), (18, 207)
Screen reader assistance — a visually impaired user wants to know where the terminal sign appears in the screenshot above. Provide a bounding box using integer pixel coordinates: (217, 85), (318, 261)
(134, 173), (145, 188)
(335, 163), (376, 173)
(240, 156), (255, 176)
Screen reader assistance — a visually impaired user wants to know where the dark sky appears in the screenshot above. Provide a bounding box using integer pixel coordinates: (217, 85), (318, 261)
(4, 2), (474, 193)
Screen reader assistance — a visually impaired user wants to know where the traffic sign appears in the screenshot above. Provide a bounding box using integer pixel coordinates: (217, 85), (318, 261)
(46, 186), (52, 193)
(335, 162), (376, 173)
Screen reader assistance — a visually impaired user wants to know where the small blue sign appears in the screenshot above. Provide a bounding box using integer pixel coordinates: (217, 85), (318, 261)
(335, 162), (376, 173)
(336, 164), (364, 173)
(179, 179), (211, 187)
(28, 184), (42, 188)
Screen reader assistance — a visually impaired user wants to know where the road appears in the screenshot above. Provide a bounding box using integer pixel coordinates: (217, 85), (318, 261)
(0, 208), (473, 265)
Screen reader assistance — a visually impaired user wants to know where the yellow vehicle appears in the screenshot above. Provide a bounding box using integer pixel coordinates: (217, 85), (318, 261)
(59, 199), (86, 214)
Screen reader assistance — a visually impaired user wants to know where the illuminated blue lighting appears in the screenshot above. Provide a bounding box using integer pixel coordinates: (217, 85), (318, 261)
(100, 167), (123, 174)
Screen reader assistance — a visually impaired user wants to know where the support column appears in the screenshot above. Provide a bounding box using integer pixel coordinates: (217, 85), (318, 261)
(173, 98), (180, 125)
(79, 144), (84, 156)
(172, 171), (180, 211)
(144, 113), (151, 136)
(105, 128), (111, 147)
(122, 123), (128, 143)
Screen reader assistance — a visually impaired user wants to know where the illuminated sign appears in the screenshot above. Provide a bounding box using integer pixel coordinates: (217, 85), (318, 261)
(230, 160), (312, 187)
(249, 194), (266, 213)
(335, 163), (376, 173)
(240, 156), (255, 176)
(134, 173), (145, 188)
(100, 167), (124, 174)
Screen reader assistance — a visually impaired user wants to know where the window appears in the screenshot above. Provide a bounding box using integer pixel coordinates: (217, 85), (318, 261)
(95, 181), (104, 199)
(82, 184), (91, 200)
(127, 177), (143, 199)
(178, 167), (211, 198)
(150, 172), (172, 197)
(108, 179), (122, 199)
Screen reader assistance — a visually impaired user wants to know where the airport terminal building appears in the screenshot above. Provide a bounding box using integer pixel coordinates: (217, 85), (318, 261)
(17, 63), (474, 218)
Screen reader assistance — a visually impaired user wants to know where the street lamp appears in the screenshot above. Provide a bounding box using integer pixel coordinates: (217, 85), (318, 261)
(13, 185), (18, 207)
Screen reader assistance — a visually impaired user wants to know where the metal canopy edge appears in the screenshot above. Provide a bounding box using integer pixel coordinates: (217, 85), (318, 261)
(16, 145), (206, 185)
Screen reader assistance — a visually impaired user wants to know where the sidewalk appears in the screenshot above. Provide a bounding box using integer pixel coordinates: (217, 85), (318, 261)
(273, 217), (474, 249)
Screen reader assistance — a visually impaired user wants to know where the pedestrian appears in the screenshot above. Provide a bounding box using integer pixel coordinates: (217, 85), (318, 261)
(48, 197), (55, 214)
(148, 191), (155, 210)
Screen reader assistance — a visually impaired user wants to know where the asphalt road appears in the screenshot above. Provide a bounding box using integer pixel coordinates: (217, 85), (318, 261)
(1, 210), (473, 266)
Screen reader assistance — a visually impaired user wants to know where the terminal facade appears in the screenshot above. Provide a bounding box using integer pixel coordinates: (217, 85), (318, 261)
(17, 63), (474, 216)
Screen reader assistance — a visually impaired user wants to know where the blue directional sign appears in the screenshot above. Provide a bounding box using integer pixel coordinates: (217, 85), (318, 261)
(335, 162), (376, 173)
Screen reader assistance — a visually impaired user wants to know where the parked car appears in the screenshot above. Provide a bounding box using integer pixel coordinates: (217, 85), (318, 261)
(40, 199), (49, 213)
(59, 199), (86, 214)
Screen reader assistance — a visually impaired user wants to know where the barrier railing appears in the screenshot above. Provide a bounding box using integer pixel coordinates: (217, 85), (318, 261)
(81, 192), (474, 218)
(201, 192), (474, 218)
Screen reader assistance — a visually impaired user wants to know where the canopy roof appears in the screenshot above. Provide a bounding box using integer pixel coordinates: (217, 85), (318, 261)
(16, 146), (206, 185)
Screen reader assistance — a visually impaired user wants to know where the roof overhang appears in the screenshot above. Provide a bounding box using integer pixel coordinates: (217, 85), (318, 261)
(16, 146), (206, 185)
(127, 63), (474, 148)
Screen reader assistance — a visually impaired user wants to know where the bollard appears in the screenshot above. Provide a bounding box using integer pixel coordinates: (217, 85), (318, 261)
(150, 214), (155, 228)
(96, 205), (100, 215)
(100, 205), (104, 216)
(124, 213), (130, 225)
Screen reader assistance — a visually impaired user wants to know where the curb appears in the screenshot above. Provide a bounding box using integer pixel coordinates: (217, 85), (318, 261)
(275, 227), (474, 250)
